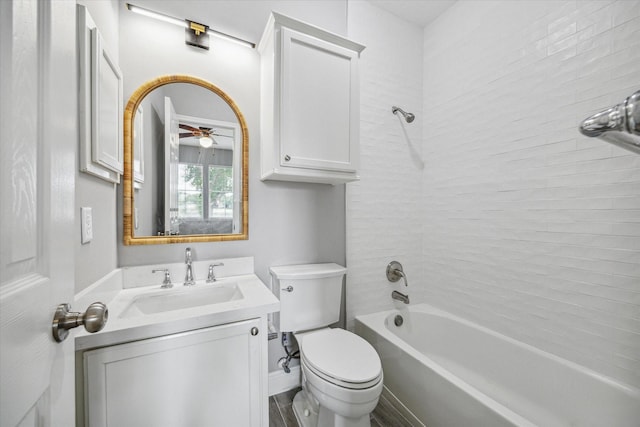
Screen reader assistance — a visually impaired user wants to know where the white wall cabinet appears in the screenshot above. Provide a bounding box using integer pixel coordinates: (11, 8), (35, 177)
(78, 5), (123, 184)
(81, 318), (267, 426)
(259, 13), (365, 184)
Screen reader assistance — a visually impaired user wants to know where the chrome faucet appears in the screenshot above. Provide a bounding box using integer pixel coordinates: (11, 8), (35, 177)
(152, 268), (173, 289)
(184, 247), (195, 286)
(206, 263), (225, 283)
(392, 290), (410, 304)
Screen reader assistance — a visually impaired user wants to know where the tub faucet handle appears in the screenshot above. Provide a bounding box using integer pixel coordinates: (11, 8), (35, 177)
(386, 261), (408, 286)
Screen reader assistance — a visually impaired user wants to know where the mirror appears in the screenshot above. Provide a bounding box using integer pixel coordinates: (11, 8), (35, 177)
(123, 75), (248, 245)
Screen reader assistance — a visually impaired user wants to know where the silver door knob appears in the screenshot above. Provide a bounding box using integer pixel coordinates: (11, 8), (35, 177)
(52, 302), (108, 342)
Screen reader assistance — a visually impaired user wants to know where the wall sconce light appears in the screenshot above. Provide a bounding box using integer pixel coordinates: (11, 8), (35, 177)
(186, 20), (210, 50)
(126, 3), (256, 49)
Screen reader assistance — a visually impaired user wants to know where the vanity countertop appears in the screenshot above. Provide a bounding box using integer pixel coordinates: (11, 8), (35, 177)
(75, 271), (279, 351)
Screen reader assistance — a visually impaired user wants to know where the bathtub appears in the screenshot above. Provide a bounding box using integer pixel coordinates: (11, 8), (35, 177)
(355, 304), (640, 427)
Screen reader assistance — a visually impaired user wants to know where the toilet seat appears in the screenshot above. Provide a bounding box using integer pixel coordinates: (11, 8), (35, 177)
(300, 329), (382, 390)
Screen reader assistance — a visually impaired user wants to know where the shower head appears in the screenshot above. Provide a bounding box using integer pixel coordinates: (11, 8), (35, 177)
(392, 106), (415, 123)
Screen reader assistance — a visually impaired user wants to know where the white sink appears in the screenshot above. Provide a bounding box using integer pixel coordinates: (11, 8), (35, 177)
(120, 283), (243, 318)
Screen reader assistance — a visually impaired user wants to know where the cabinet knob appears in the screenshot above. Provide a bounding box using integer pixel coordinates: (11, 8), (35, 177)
(251, 327), (259, 336)
(284, 154), (291, 162)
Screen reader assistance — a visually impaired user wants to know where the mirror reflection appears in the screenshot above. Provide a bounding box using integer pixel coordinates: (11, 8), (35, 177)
(123, 76), (248, 245)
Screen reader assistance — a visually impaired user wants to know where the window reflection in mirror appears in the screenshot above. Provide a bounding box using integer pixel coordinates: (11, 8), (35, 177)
(123, 75), (248, 245)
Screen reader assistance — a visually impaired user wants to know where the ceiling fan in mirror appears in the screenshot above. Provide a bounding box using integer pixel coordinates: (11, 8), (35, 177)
(179, 123), (220, 148)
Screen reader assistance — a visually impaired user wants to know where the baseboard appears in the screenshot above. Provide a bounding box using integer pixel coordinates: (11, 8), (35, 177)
(381, 386), (425, 427)
(268, 365), (301, 396)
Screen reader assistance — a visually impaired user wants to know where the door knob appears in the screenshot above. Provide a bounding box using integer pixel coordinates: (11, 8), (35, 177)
(52, 302), (108, 342)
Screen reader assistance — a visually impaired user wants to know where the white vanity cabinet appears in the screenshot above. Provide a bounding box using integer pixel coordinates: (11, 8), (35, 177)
(81, 318), (267, 427)
(259, 12), (365, 184)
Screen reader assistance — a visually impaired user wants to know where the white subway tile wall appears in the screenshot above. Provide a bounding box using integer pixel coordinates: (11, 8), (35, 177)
(421, 0), (639, 388)
(346, 1), (425, 328)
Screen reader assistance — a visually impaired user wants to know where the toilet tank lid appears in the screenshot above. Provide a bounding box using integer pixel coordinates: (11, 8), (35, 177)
(270, 263), (346, 280)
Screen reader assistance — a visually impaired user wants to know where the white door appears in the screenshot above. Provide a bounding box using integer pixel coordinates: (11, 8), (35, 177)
(0, 1), (77, 426)
(164, 96), (180, 235)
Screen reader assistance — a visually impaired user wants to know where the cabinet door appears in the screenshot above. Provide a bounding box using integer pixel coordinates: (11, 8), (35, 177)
(90, 28), (123, 175)
(83, 319), (264, 427)
(279, 27), (358, 173)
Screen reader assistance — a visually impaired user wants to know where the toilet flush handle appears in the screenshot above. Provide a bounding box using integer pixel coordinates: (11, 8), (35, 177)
(281, 286), (293, 292)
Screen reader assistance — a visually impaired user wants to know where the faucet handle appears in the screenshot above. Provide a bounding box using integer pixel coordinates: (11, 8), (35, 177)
(152, 269), (173, 288)
(206, 263), (225, 283)
(386, 261), (408, 286)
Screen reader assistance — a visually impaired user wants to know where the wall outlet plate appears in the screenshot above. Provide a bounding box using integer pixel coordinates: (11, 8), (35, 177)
(81, 207), (93, 244)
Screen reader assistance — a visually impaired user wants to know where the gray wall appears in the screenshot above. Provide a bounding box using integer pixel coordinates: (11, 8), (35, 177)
(115, 0), (348, 285)
(114, 1), (348, 372)
(72, 0), (349, 371)
(75, 0), (120, 293)
(74, 0), (349, 294)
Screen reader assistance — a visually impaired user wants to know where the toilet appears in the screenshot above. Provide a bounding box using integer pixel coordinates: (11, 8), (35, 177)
(270, 263), (383, 427)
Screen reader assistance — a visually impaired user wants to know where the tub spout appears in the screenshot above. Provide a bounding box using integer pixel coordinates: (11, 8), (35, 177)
(392, 290), (410, 304)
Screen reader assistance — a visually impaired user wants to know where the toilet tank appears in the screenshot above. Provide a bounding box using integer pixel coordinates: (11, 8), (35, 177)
(270, 263), (346, 333)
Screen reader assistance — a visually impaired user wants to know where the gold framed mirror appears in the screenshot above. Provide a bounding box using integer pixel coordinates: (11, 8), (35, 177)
(123, 75), (248, 245)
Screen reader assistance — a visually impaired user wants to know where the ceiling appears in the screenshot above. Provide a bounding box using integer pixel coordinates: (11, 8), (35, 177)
(368, 0), (457, 27)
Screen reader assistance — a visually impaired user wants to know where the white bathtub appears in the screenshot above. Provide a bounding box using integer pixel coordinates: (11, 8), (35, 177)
(355, 304), (640, 427)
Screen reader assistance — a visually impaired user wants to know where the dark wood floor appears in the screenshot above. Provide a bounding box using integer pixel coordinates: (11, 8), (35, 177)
(269, 387), (415, 427)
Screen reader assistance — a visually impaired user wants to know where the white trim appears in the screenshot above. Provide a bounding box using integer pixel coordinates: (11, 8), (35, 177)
(381, 385), (425, 427)
(268, 365), (301, 396)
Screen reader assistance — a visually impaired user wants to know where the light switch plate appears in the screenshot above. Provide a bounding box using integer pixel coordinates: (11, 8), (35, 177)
(81, 207), (93, 244)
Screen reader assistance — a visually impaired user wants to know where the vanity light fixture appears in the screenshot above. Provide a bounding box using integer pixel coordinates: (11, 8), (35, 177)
(126, 3), (256, 49)
(185, 20), (210, 50)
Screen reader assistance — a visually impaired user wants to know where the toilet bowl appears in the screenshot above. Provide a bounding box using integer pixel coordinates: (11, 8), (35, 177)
(270, 264), (384, 427)
(292, 328), (383, 427)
